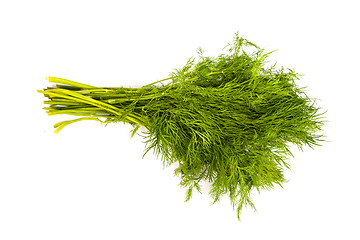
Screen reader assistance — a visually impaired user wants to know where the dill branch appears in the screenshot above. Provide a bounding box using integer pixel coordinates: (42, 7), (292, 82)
(38, 33), (325, 220)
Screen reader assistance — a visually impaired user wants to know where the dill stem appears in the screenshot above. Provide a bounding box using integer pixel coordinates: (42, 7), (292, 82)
(38, 89), (146, 127)
(48, 76), (96, 89)
(104, 94), (164, 104)
(45, 107), (110, 116)
(44, 100), (85, 106)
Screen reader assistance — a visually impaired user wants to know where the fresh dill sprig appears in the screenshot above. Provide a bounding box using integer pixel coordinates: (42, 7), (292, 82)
(38, 33), (325, 220)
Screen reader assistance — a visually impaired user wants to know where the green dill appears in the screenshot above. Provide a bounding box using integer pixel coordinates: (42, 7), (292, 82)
(38, 33), (325, 219)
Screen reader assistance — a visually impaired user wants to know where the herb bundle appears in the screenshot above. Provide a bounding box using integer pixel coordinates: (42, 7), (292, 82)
(39, 34), (324, 219)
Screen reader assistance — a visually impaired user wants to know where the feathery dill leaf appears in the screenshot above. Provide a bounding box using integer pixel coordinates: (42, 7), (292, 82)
(38, 33), (325, 220)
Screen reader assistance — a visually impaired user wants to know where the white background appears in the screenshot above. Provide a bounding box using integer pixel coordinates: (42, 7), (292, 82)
(1, 0), (359, 239)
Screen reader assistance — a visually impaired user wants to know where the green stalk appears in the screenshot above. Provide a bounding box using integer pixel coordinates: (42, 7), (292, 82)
(48, 76), (96, 89)
(53, 117), (106, 134)
(38, 88), (146, 127)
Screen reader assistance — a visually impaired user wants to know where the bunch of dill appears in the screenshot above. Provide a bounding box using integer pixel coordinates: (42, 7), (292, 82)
(39, 33), (324, 219)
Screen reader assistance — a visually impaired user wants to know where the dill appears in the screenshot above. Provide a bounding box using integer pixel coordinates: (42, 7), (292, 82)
(38, 33), (325, 219)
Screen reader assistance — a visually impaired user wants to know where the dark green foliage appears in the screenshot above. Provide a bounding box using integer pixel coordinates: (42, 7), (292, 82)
(39, 33), (324, 219)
